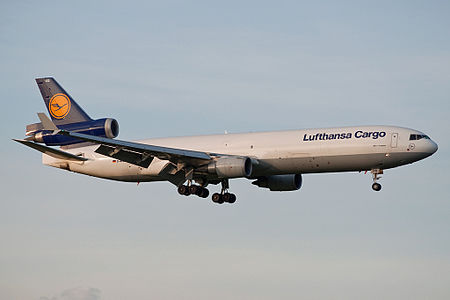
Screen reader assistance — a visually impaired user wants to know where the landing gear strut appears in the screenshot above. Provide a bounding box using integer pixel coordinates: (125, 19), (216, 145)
(371, 169), (383, 191)
(212, 179), (237, 204)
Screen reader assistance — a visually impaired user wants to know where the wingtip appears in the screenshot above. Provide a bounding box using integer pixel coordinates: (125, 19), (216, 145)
(12, 138), (26, 144)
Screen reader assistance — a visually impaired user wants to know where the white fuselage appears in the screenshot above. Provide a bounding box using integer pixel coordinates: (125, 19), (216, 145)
(43, 126), (438, 182)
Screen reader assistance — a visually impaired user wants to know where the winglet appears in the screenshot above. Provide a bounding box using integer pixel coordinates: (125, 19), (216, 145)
(37, 113), (58, 130)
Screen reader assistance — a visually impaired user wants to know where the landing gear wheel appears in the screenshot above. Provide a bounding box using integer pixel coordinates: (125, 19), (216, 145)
(211, 180), (237, 204)
(212, 193), (224, 204)
(222, 193), (231, 203)
(189, 185), (199, 195)
(372, 182), (382, 191)
(199, 188), (209, 198)
(178, 185), (189, 196)
(228, 193), (237, 203)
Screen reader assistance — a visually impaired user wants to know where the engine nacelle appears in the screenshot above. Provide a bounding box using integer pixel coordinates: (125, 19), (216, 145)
(30, 118), (119, 146)
(103, 118), (120, 138)
(252, 174), (302, 191)
(208, 157), (252, 178)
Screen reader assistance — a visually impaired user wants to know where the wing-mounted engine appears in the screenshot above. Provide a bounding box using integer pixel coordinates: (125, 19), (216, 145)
(26, 117), (119, 146)
(207, 156), (253, 178)
(252, 174), (302, 191)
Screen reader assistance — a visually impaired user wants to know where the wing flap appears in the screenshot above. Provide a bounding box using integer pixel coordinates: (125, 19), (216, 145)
(95, 145), (154, 168)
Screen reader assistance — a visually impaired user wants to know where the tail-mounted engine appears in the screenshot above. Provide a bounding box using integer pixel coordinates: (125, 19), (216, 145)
(252, 174), (302, 191)
(26, 118), (119, 146)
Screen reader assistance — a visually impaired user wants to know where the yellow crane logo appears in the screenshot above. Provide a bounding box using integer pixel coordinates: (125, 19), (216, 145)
(49, 93), (71, 119)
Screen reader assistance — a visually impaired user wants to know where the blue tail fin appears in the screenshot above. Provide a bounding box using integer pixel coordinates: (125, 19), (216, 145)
(35, 77), (92, 126)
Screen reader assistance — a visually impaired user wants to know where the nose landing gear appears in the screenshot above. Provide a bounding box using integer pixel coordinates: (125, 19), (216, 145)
(372, 182), (382, 191)
(371, 169), (383, 191)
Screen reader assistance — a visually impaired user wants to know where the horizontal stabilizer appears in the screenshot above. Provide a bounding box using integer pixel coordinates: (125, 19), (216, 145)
(13, 139), (88, 161)
(26, 122), (44, 136)
(25, 113), (58, 136)
(37, 113), (58, 130)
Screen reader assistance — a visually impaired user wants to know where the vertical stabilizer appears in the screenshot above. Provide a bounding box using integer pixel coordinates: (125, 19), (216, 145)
(35, 77), (92, 126)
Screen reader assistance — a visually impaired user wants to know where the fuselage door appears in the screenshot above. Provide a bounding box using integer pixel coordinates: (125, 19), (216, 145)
(391, 133), (398, 148)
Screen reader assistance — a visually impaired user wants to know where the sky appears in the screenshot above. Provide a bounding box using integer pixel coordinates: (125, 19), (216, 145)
(1, 1), (449, 299)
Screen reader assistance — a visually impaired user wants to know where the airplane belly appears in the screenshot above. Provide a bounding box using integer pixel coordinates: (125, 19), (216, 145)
(252, 152), (399, 175)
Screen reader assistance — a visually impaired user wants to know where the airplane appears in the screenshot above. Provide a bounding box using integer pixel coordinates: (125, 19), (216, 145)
(14, 77), (438, 204)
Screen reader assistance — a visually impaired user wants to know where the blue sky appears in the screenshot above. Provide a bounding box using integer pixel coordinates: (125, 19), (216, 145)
(1, 1), (449, 299)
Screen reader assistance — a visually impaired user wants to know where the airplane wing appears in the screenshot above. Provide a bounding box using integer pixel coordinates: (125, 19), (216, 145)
(57, 130), (213, 168)
(13, 139), (88, 162)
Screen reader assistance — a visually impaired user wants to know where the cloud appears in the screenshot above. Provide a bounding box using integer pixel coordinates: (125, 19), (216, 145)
(39, 287), (101, 300)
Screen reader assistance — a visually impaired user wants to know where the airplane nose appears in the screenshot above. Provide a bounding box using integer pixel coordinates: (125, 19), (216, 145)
(427, 140), (438, 154)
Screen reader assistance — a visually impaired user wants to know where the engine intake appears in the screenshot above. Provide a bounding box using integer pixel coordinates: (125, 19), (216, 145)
(208, 157), (252, 178)
(252, 174), (302, 191)
(104, 118), (120, 138)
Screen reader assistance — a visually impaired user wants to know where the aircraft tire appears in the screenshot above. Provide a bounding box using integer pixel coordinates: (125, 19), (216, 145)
(372, 183), (382, 191)
(189, 185), (199, 195)
(228, 193), (237, 203)
(178, 185), (188, 195)
(212, 193), (224, 204)
(222, 193), (231, 203)
(199, 188), (209, 198)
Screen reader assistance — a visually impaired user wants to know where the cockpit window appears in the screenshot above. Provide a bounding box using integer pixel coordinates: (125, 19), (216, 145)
(410, 134), (430, 140)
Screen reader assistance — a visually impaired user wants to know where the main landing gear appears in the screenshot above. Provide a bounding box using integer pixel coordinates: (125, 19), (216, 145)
(371, 169), (383, 191)
(178, 179), (237, 204)
(178, 183), (210, 198)
(211, 179), (236, 204)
